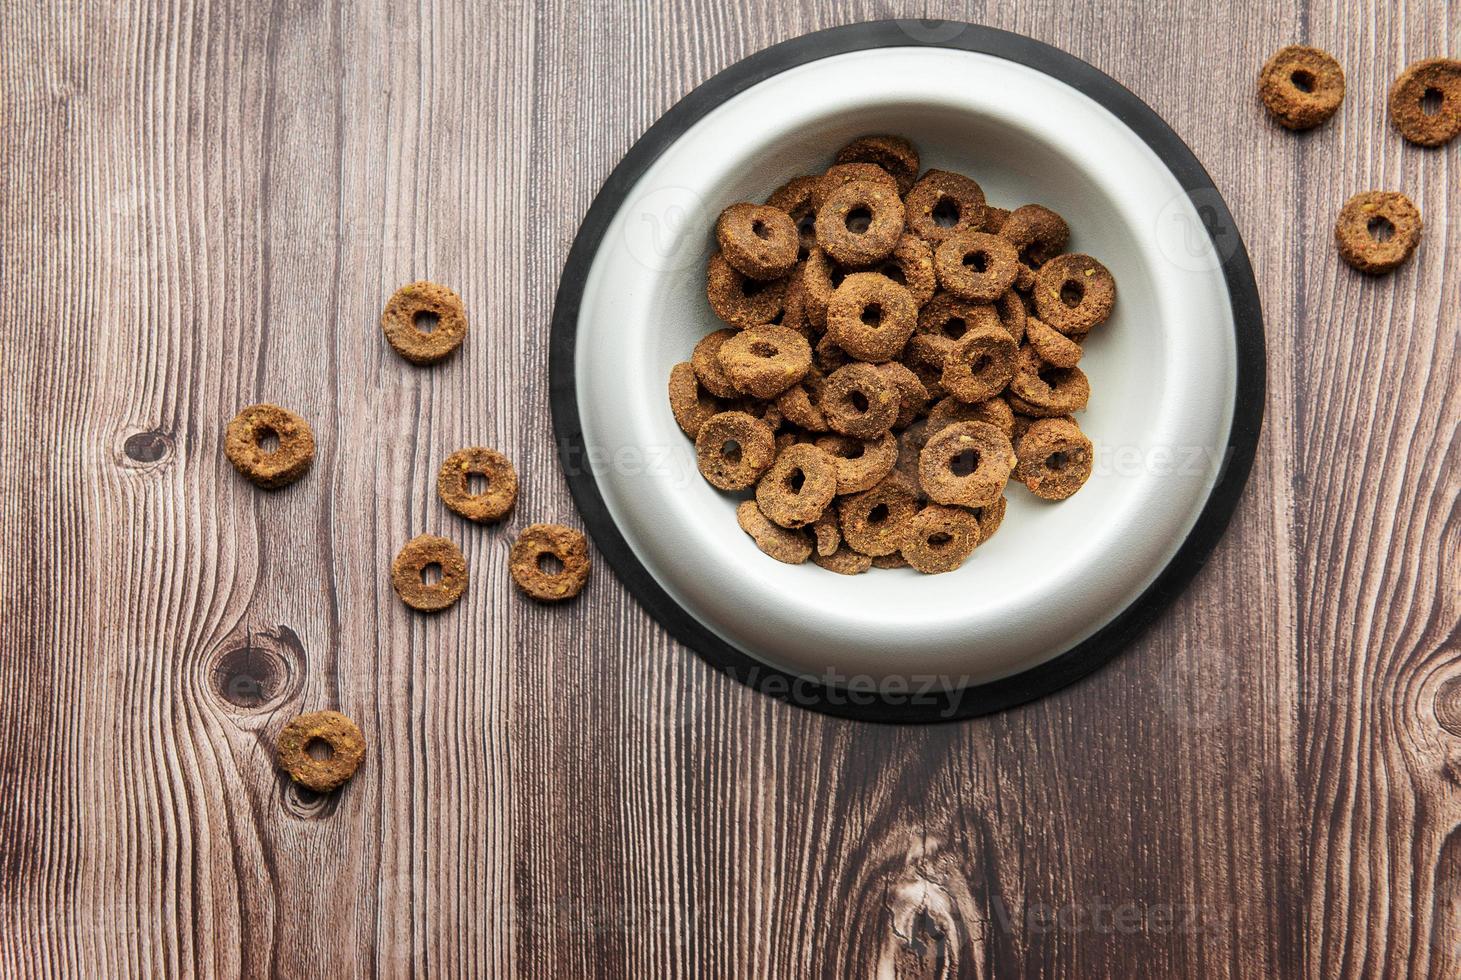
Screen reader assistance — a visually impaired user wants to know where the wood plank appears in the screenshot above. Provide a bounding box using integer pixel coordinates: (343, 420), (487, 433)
(0, 0), (1455, 977)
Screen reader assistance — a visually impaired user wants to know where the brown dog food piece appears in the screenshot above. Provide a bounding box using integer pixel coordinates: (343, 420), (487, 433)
(1032, 254), (1116, 336)
(695, 411), (777, 491)
(814, 180), (906, 268)
(971, 494), (1007, 544)
(1024, 316), (1083, 368)
(905, 170), (986, 245)
(999, 204), (1069, 268)
(994, 288), (1027, 344)
(981, 205), (1012, 233)
(669, 361), (724, 438)
(736, 500), (811, 564)
(875, 361), (930, 429)
(1015, 417), (1094, 500)
(510, 523), (591, 602)
(225, 403), (315, 489)
(926, 395), (1014, 439)
(437, 447), (518, 523)
(276, 710), (366, 792)
(716, 202), (800, 281)
(766, 175), (824, 256)
(800, 247), (844, 329)
(919, 421), (1015, 508)
(776, 380), (829, 432)
(822, 363), (899, 438)
(835, 134), (920, 194)
(941, 322), (1018, 404)
(934, 231), (1021, 302)
(901, 505), (980, 574)
(756, 443), (838, 528)
(1388, 58), (1461, 147)
(870, 233), (938, 306)
(811, 162), (900, 208)
(718, 325), (812, 398)
(1334, 191), (1423, 274)
(838, 475), (919, 556)
(812, 508), (841, 556)
(814, 432), (898, 494)
(826, 272), (918, 363)
(706, 252), (786, 328)
(1259, 45), (1345, 130)
(1008, 345), (1091, 416)
(813, 545), (874, 575)
(381, 280), (468, 365)
(692, 328), (744, 398)
(391, 534), (468, 613)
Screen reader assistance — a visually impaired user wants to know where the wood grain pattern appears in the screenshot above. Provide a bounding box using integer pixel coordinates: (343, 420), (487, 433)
(0, 0), (1455, 976)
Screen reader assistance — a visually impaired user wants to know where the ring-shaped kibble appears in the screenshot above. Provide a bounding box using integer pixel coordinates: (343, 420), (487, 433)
(716, 202), (800, 281)
(1024, 316), (1083, 369)
(800, 247), (844, 330)
(981, 205), (1011, 234)
(826, 272), (918, 363)
(871, 234), (938, 306)
(916, 292), (1001, 345)
(224, 403), (315, 489)
(811, 162), (900, 208)
(668, 361), (725, 438)
(775, 381), (829, 433)
(767, 175), (824, 257)
(940, 323), (1018, 404)
(875, 361), (930, 429)
(706, 252), (786, 329)
(391, 534), (468, 613)
(717, 325), (812, 399)
(971, 494), (1007, 544)
(814, 180), (905, 269)
(934, 231), (1021, 303)
(872, 552), (908, 569)
(926, 394), (1014, 439)
(900, 504), (981, 574)
(814, 431), (898, 494)
(837, 475), (920, 557)
(381, 280), (468, 365)
(756, 443), (838, 529)
(904, 170), (986, 246)
(813, 545), (874, 575)
(276, 710), (366, 792)
(999, 204), (1069, 275)
(812, 508), (841, 557)
(780, 267), (811, 335)
(692, 328), (743, 398)
(510, 523), (591, 602)
(918, 420), (1016, 508)
(1259, 45), (1346, 131)
(822, 363), (900, 439)
(1334, 191), (1423, 275)
(835, 134), (920, 194)
(1015, 417), (1094, 501)
(437, 447), (518, 523)
(1007, 346), (1091, 417)
(995, 288), (1027, 344)
(1388, 58), (1461, 147)
(694, 411), (777, 491)
(736, 500), (811, 564)
(1032, 254), (1116, 335)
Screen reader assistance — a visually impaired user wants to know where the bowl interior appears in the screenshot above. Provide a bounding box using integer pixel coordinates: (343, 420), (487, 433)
(576, 47), (1235, 685)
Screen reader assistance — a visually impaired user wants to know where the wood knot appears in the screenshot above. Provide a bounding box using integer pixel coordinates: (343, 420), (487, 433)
(207, 625), (304, 716)
(122, 428), (174, 465)
(1435, 677), (1461, 737)
(279, 774), (339, 821)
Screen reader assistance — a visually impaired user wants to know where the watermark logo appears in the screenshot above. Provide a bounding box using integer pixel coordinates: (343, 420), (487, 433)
(1154, 187), (1241, 274)
(620, 185), (709, 273)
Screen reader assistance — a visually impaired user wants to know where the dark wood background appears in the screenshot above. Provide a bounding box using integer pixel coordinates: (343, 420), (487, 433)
(1, 0), (1457, 976)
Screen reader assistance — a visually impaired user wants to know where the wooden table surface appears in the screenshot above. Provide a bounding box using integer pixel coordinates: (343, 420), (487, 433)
(2, 0), (1457, 976)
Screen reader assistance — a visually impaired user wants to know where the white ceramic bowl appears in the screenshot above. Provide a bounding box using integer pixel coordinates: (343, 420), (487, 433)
(552, 24), (1263, 720)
